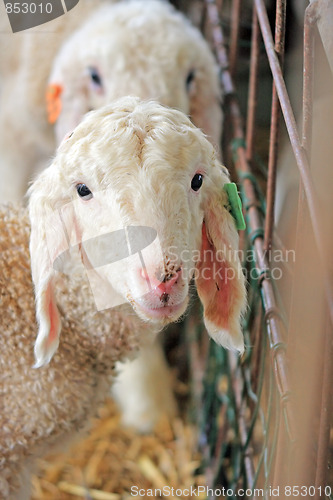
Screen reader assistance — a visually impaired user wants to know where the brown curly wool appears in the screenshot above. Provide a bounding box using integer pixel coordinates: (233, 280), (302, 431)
(0, 205), (149, 499)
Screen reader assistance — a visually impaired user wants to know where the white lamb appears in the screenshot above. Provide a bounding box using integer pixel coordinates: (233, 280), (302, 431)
(0, 97), (246, 498)
(0, 0), (222, 201)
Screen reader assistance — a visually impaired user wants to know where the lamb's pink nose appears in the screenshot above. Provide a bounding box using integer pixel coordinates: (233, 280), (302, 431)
(140, 266), (182, 301)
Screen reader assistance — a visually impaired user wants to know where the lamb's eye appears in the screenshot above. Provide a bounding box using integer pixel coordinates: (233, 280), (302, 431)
(186, 70), (195, 91)
(191, 173), (203, 191)
(88, 67), (103, 88)
(76, 183), (93, 200)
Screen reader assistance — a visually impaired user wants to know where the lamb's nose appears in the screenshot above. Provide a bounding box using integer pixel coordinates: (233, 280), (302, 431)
(140, 266), (182, 295)
(156, 267), (181, 293)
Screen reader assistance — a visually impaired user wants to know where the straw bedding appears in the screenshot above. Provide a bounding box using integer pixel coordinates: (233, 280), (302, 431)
(31, 398), (205, 500)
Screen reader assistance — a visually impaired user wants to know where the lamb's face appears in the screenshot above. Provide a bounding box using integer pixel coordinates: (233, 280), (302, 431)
(30, 98), (246, 367)
(49, 1), (222, 147)
(53, 106), (220, 325)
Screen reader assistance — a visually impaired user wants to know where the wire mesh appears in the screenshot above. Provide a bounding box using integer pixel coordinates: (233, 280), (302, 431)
(190, 0), (333, 498)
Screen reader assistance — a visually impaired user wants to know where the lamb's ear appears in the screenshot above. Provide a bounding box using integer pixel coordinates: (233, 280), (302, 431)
(29, 181), (77, 368)
(195, 188), (246, 354)
(46, 83), (63, 125)
(46, 72), (83, 144)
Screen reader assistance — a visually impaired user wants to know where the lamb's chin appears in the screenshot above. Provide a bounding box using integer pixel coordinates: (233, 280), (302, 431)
(132, 297), (189, 324)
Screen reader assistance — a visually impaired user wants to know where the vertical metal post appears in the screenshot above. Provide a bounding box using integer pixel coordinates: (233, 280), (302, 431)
(264, 0), (286, 253)
(246, 6), (260, 164)
(229, 0), (242, 79)
(302, 1), (317, 155)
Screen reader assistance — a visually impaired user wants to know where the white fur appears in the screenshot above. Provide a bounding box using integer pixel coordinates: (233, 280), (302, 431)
(112, 343), (177, 433)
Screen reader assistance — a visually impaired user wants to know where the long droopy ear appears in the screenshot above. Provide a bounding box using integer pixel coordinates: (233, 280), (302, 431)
(195, 184), (246, 354)
(29, 171), (80, 367)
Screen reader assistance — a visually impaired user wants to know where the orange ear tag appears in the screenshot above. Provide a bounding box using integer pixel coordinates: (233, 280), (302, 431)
(46, 84), (63, 124)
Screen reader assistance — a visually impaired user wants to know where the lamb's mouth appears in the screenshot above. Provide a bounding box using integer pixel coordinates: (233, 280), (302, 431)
(132, 297), (189, 322)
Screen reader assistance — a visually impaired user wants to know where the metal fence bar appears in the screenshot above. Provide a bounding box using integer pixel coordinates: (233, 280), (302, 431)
(245, 6), (260, 165)
(229, 354), (256, 492)
(302, 1), (317, 154)
(228, 0), (242, 80)
(205, 0), (234, 96)
(264, 0), (286, 253)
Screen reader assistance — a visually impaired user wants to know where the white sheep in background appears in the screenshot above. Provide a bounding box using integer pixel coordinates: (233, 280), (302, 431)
(0, 0), (222, 201)
(0, 0), (109, 200)
(0, 97), (246, 499)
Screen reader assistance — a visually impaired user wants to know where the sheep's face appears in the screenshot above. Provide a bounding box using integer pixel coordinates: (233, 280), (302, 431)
(30, 98), (246, 367)
(54, 109), (217, 325)
(69, 164), (203, 325)
(48, 1), (222, 149)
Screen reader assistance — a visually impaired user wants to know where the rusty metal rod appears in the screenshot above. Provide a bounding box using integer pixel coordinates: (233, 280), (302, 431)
(246, 6), (260, 163)
(302, 1), (318, 154)
(205, 0), (235, 96)
(254, 0), (333, 324)
(229, 353), (256, 492)
(264, 0), (286, 253)
(229, 0), (242, 79)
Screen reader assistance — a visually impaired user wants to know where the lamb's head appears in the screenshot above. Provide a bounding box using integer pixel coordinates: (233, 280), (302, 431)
(47, 0), (222, 148)
(30, 97), (246, 368)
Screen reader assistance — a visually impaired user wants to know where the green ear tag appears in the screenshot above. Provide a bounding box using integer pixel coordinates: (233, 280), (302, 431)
(223, 182), (246, 231)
